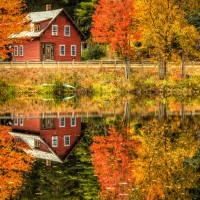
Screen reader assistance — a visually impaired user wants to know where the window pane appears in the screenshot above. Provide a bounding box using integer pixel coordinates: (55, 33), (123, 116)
(52, 136), (58, 147)
(64, 26), (70, 36)
(71, 117), (76, 126)
(60, 45), (65, 56)
(52, 25), (58, 36)
(20, 45), (23, 56)
(60, 117), (65, 127)
(71, 45), (76, 56)
(64, 135), (70, 146)
(14, 46), (18, 56)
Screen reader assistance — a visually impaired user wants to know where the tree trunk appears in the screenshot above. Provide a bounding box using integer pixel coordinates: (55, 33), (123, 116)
(123, 57), (130, 79)
(181, 51), (185, 78)
(159, 60), (167, 80)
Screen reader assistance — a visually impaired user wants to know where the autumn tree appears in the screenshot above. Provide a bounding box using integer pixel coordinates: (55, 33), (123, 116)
(90, 127), (140, 199)
(131, 116), (200, 199)
(0, 0), (30, 60)
(0, 126), (35, 200)
(136, 0), (200, 78)
(91, 0), (140, 79)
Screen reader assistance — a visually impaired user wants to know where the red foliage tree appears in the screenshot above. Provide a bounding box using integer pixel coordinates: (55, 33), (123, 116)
(91, 0), (140, 78)
(0, 126), (35, 200)
(0, 0), (30, 59)
(90, 127), (140, 199)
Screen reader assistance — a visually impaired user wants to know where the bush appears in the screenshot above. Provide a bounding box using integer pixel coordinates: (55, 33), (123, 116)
(81, 44), (107, 60)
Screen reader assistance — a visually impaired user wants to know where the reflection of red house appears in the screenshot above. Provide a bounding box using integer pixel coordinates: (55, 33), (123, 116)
(9, 113), (84, 164)
(12, 6), (85, 62)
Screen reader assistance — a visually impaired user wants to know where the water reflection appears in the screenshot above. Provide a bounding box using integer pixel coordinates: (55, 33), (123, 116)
(0, 95), (199, 199)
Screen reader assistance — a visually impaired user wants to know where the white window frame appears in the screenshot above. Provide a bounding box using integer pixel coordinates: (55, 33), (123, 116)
(20, 45), (24, 56)
(20, 118), (24, 126)
(35, 24), (40, 32)
(52, 136), (58, 147)
(14, 118), (18, 125)
(14, 46), (18, 56)
(71, 116), (76, 127)
(71, 45), (76, 57)
(52, 25), (58, 36)
(60, 45), (65, 56)
(64, 135), (70, 146)
(59, 117), (65, 127)
(64, 25), (70, 36)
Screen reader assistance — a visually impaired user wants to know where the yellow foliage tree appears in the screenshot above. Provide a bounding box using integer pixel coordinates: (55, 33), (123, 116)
(0, 0), (29, 59)
(131, 118), (199, 199)
(136, 0), (200, 77)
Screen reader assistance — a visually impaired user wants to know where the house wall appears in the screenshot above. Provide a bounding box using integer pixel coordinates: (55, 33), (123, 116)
(12, 38), (41, 61)
(40, 12), (82, 61)
(40, 117), (81, 158)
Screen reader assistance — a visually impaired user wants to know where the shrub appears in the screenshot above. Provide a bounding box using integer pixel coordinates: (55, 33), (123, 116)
(81, 44), (107, 60)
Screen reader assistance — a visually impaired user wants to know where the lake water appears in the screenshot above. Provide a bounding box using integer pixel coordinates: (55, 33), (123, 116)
(0, 94), (199, 200)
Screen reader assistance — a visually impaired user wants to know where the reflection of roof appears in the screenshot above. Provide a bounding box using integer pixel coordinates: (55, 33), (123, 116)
(9, 131), (63, 163)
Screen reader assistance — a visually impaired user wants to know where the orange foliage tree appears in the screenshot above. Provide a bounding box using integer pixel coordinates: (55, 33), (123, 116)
(0, 126), (35, 200)
(0, 0), (29, 59)
(91, 0), (140, 79)
(90, 127), (140, 199)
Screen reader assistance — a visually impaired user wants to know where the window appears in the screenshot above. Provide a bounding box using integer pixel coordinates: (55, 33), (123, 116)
(35, 24), (40, 32)
(52, 136), (58, 147)
(60, 45), (65, 56)
(71, 116), (76, 127)
(34, 140), (40, 148)
(64, 135), (70, 146)
(14, 118), (18, 125)
(71, 45), (76, 56)
(52, 25), (58, 36)
(14, 46), (18, 56)
(59, 117), (65, 127)
(42, 118), (54, 129)
(20, 118), (24, 126)
(46, 160), (51, 166)
(14, 137), (21, 142)
(64, 25), (70, 36)
(20, 45), (23, 56)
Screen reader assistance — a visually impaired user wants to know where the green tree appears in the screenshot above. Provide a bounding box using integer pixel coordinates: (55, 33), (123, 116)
(76, 0), (98, 38)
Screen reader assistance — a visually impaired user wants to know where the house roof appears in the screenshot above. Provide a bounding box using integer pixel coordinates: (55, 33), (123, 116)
(12, 8), (86, 39)
(9, 131), (63, 163)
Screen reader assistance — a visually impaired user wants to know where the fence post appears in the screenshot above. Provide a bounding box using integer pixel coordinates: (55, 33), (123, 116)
(11, 61), (13, 68)
(57, 61), (59, 68)
(42, 61), (44, 68)
(26, 61), (29, 68)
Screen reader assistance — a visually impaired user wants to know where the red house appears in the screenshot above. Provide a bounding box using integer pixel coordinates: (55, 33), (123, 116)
(9, 113), (84, 164)
(12, 6), (85, 62)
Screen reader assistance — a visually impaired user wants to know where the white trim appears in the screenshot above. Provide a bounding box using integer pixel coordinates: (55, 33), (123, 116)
(71, 116), (76, 127)
(20, 45), (24, 56)
(60, 45), (65, 56)
(52, 136), (58, 147)
(14, 46), (18, 56)
(64, 25), (70, 36)
(59, 117), (65, 127)
(64, 135), (70, 146)
(71, 45), (76, 56)
(52, 25), (58, 36)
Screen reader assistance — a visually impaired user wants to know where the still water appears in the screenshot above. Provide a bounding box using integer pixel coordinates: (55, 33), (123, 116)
(0, 95), (199, 200)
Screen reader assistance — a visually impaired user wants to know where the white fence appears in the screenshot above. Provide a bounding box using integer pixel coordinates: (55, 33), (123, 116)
(0, 60), (200, 69)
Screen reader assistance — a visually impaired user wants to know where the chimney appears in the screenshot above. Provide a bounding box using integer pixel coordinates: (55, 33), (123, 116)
(46, 4), (51, 11)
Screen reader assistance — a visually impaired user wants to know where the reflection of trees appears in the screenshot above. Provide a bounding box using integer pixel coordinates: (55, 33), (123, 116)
(90, 127), (140, 199)
(0, 126), (34, 200)
(132, 118), (199, 200)
(17, 134), (101, 200)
